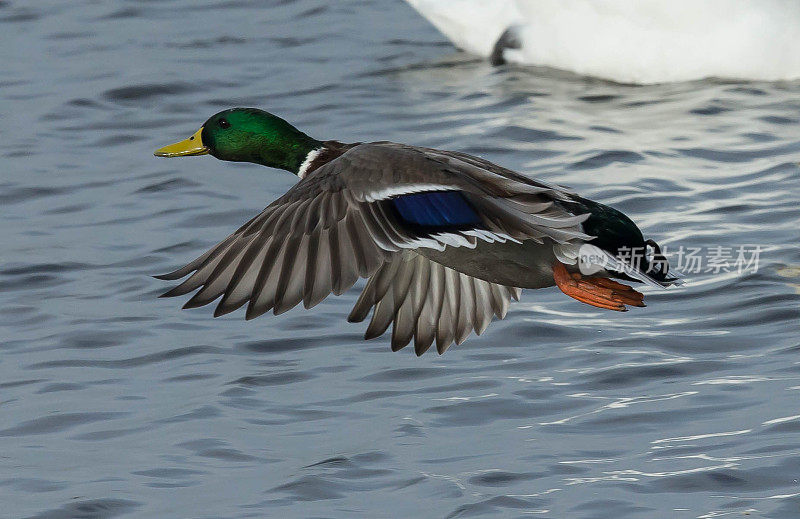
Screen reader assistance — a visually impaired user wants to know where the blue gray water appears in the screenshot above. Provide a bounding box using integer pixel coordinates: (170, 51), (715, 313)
(2, 1), (800, 518)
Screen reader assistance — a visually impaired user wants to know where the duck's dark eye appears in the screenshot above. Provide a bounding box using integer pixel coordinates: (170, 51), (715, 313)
(218, 119), (231, 129)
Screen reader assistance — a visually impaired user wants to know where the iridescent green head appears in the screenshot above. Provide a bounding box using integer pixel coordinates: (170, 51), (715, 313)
(154, 108), (322, 174)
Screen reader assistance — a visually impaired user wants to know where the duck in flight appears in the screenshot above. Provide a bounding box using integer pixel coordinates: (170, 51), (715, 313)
(154, 108), (676, 355)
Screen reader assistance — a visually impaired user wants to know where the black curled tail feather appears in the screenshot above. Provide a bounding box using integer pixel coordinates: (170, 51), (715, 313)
(645, 239), (678, 283)
(490, 26), (522, 66)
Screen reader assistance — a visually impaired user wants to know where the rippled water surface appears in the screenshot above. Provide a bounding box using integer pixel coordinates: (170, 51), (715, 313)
(3, 1), (800, 518)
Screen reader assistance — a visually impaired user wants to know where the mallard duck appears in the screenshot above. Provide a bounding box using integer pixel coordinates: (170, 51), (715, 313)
(405, 0), (800, 84)
(154, 108), (676, 355)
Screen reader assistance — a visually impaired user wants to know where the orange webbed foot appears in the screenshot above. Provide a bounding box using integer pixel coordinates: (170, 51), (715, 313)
(552, 262), (645, 312)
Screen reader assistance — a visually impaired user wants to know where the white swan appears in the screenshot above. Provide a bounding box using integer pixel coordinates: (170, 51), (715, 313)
(404, 0), (800, 84)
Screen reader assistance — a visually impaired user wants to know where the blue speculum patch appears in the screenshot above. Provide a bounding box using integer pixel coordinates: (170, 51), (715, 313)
(391, 191), (481, 227)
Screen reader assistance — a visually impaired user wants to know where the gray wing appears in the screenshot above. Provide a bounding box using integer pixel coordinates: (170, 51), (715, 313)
(416, 145), (576, 195)
(156, 178), (393, 319)
(157, 142), (587, 320)
(348, 251), (521, 355)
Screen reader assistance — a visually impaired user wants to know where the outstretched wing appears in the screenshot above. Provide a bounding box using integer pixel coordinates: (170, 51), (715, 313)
(348, 251), (521, 355)
(157, 142), (588, 320)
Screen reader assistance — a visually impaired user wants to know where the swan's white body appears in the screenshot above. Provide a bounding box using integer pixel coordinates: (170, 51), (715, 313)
(405, 0), (800, 84)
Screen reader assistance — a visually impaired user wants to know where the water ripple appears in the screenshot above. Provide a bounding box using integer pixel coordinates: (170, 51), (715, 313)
(1, 0), (799, 517)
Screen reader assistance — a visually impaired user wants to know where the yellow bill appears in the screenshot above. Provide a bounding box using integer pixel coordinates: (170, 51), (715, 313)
(154, 127), (209, 157)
